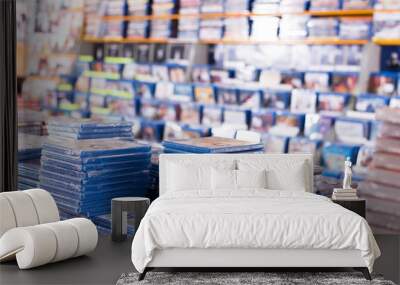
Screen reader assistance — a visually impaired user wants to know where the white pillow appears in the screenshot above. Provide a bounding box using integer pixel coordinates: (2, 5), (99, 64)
(211, 168), (237, 190)
(211, 169), (267, 191)
(236, 169), (267, 189)
(238, 159), (308, 191)
(266, 162), (306, 191)
(167, 162), (211, 191)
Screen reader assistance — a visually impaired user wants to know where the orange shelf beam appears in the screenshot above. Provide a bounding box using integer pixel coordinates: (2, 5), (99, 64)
(83, 36), (169, 44)
(201, 38), (368, 45)
(373, 38), (400, 46)
(83, 36), (368, 45)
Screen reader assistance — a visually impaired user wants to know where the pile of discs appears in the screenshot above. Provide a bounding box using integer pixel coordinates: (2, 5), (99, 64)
(162, 136), (264, 154)
(40, 138), (151, 217)
(47, 118), (133, 140)
(18, 134), (46, 190)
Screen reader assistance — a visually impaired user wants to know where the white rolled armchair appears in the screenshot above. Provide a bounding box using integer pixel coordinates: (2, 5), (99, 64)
(0, 189), (98, 269)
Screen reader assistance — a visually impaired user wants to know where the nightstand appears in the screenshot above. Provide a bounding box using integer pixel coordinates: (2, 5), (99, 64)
(111, 197), (150, 242)
(332, 199), (366, 218)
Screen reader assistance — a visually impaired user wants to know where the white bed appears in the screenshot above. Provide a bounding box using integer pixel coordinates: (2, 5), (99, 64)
(131, 154), (380, 280)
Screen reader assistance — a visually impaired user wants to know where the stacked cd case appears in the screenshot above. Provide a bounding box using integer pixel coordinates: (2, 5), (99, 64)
(309, 0), (340, 10)
(18, 133), (45, 161)
(18, 133), (45, 190)
(252, 0), (280, 13)
(162, 136), (264, 153)
(178, 0), (200, 40)
(47, 118), (133, 140)
(307, 18), (339, 38)
(251, 16), (280, 40)
(150, 0), (176, 38)
(279, 16), (309, 39)
(91, 214), (136, 236)
(224, 0), (249, 39)
(199, 0), (225, 40)
(18, 160), (41, 190)
(126, 0), (149, 38)
(127, 0), (150, 15)
(147, 143), (163, 201)
(40, 138), (151, 217)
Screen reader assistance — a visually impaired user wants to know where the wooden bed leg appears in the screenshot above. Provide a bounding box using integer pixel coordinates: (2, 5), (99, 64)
(138, 268), (148, 281)
(354, 267), (372, 280)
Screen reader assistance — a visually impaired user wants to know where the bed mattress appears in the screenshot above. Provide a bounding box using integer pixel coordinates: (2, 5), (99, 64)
(131, 190), (380, 273)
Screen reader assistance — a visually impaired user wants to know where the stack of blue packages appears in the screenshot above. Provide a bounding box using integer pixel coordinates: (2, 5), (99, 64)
(91, 214), (136, 236)
(162, 136), (264, 153)
(18, 134), (44, 161)
(39, 138), (151, 217)
(47, 118), (133, 140)
(18, 160), (41, 190)
(18, 134), (46, 190)
(147, 143), (163, 201)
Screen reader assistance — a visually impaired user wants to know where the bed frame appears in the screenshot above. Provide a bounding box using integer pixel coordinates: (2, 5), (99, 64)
(138, 154), (372, 281)
(139, 248), (371, 280)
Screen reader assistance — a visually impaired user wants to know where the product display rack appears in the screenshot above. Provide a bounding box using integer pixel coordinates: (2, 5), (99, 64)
(82, 5), (400, 47)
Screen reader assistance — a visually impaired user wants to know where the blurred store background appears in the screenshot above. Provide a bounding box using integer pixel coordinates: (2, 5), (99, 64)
(16, 0), (400, 234)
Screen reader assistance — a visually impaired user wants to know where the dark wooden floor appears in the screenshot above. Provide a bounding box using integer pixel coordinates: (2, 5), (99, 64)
(0, 235), (134, 285)
(1, 235), (399, 285)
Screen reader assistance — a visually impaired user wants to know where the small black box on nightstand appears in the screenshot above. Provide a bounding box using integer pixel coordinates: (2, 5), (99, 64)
(332, 199), (366, 218)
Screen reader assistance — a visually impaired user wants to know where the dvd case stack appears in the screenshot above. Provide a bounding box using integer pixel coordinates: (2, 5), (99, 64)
(18, 110), (47, 136)
(359, 107), (400, 234)
(40, 138), (151, 217)
(104, 0), (126, 16)
(279, 0), (307, 13)
(18, 134), (44, 162)
(162, 136), (264, 153)
(91, 214), (135, 235)
(374, 0), (400, 10)
(103, 1), (126, 39)
(199, 0), (225, 40)
(148, 143), (163, 201)
(373, 12), (400, 40)
(102, 21), (125, 39)
(307, 18), (339, 38)
(339, 18), (371, 40)
(342, 0), (371, 10)
(47, 118), (133, 140)
(224, 17), (249, 40)
(127, 0), (149, 15)
(252, 0), (280, 13)
(331, 188), (358, 200)
(18, 134), (46, 190)
(126, 0), (149, 39)
(223, 0), (249, 39)
(127, 21), (149, 39)
(84, 0), (107, 38)
(178, 0), (201, 40)
(251, 0), (280, 40)
(279, 16), (309, 39)
(309, 0), (340, 10)
(251, 16), (280, 40)
(19, 161), (41, 190)
(150, 0), (175, 39)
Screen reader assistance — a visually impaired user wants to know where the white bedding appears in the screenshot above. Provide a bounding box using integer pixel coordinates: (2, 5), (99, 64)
(131, 190), (380, 273)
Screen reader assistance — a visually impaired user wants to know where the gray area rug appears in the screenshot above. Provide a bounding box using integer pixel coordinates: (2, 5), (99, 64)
(116, 272), (396, 285)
